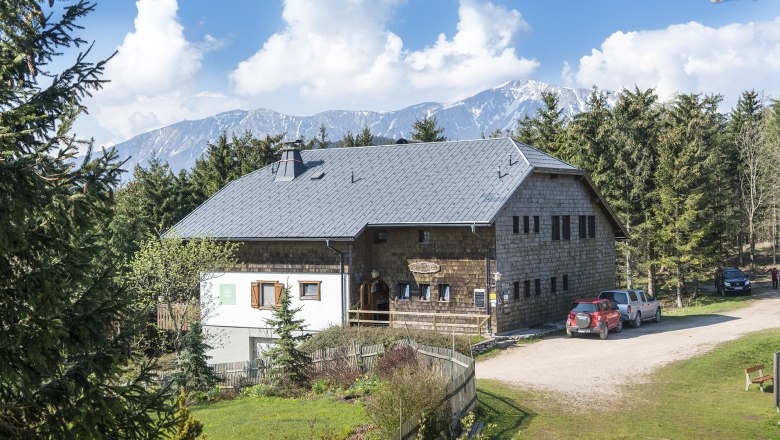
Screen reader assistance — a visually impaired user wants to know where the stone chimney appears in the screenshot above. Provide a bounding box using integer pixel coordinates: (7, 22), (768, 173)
(274, 141), (307, 182)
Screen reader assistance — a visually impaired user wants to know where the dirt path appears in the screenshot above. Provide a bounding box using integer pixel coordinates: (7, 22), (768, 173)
(476, 287), (780, 401)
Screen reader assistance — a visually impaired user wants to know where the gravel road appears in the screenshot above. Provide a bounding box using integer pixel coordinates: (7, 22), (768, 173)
(476, 286), (780, 401)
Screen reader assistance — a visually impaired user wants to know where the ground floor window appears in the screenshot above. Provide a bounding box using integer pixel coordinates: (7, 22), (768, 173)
(437, 284), (450, 302)
(299, 281), (321, 300)
(534, 279), (541, 296)
(398, 282), (410, 300)
(420, 284), (431, 301)
(563, 274), (569, 291)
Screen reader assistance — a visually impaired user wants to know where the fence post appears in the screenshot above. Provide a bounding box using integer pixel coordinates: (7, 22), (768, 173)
(774, 351), (779, 413)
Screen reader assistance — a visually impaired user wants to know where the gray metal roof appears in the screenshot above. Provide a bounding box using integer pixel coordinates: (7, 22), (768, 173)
(168, 138), (581, 240)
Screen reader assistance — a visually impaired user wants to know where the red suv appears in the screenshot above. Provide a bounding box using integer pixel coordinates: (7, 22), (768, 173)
(566, 298), (622, 340)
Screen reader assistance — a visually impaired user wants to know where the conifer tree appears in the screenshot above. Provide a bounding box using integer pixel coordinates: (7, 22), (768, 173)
(355, 126), (375, 146)
(513, 91), (565, 156)
(341, 130), (357, 147)
(412, 115), (447, 142)
(655, 94), (721, 307)
(176, 321), (218, 393)
(264, 286), (310, 389)
(0, 1), (175, 436)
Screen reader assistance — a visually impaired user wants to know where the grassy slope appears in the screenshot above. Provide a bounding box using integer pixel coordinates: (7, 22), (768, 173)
(477, 328), (780, 439)
(190, 396), (370, 440)
(663, 293), (756, 317)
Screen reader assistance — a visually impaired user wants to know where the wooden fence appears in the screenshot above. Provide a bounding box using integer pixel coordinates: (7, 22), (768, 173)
(206, 339), (477, 438)
(395, 340), (477, 439)
(156, 303), (200, 331)
(348, 309), (490, 335)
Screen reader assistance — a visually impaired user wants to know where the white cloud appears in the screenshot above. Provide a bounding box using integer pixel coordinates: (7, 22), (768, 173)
(567, 18), (780, 104)
(90, 0), (242, 145)
(230, 0), (538, 111)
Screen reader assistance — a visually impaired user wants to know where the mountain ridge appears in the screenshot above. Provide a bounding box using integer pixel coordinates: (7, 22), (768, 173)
(112, 79), (608, 173)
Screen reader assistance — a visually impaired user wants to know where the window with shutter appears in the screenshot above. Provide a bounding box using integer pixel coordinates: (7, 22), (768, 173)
(251, 282), (260, 308)
(274, 283), (284, 306)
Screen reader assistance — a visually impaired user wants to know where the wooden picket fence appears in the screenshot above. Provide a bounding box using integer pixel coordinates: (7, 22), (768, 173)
(205, 339), (477, 438)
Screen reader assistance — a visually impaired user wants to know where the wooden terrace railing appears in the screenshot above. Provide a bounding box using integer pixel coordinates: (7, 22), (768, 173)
(347, 309), (490, 335)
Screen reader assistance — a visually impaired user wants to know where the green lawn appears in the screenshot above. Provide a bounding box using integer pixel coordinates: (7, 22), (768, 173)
(190, 395), (370, 439)
(663, 292), (756, 317)
(476, 328), (780, 439)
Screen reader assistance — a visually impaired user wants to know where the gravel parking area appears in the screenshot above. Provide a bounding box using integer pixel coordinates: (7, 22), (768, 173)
(476, 287), (780, 401)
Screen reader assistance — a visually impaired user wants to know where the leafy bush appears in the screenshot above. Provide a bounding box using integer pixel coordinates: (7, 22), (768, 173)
(239, 384), (276, 399)
(365, 365), (450, 439)
(311, 379), (335, 395)
(300, 325), (472, 356)
(344, 374), (381, 397)
(374, 346), (418, 380)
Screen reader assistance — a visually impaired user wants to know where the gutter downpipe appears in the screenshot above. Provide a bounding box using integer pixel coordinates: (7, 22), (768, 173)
(326, 240), (346, 324)
(470, 225), (492, 335)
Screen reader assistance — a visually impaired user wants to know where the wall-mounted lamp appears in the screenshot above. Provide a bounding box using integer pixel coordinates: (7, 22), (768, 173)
(493, 271), (502, 282)
(371, 269), (380, 279)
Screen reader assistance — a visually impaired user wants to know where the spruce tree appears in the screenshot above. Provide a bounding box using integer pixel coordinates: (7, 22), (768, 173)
(412, 115), (447, 142)
(0, 1), (175, 436)
(264, 286), (310, 390)
(513, 91), (565, 156)
(175, 321), (218, 393)
(655, 94), (721, 307)
(355, 126), (375, 146)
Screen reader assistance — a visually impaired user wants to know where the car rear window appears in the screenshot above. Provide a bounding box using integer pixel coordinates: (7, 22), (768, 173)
(571, 303), (599, 313)
(600, 291), (627, 304)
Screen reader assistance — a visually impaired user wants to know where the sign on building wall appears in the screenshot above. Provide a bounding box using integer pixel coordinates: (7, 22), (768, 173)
(473, 289), (486, 308)
(409, 261), (440, 274)
(220, 284), (237, 305)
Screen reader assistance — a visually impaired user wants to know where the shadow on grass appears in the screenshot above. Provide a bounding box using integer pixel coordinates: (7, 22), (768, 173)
(476, 387), (535, 438)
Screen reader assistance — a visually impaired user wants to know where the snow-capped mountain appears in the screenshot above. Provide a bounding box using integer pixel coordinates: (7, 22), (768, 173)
(112, 80), (604, 173)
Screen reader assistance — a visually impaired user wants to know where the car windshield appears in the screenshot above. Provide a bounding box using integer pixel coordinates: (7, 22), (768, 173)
(724, 270), (745, 279)
(571, 302), (599, 313)
(600, 291), (627, 304)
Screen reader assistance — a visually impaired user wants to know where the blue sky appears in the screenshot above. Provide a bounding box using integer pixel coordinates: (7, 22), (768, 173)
(61, 0), (780, 147)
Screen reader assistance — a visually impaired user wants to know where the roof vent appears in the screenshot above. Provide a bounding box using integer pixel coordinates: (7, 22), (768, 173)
(275, 140), (307, 182)
(310, 170), (325, 180)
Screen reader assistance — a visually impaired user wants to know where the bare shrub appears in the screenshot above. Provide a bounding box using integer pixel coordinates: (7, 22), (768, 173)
(300, 325), (472, 356)
(374, 346), (418, 380)
(310, 359), (361, 390)
(365, 364), (450, 439)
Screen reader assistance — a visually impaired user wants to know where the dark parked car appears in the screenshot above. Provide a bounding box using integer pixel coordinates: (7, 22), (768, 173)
(715, 267), (751, 296)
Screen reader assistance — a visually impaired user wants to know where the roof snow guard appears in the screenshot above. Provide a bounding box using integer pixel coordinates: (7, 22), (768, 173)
(274, 141), (307, 181)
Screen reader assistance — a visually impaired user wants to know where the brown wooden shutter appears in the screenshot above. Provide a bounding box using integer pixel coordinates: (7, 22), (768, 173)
(251, 282), (260, 308)
(274, 283), (284, 306)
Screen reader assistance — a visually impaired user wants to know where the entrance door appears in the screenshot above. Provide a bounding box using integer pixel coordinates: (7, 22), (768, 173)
(359, 279), (389, 322)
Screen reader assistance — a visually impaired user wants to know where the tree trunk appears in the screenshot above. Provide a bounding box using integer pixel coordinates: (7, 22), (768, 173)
(738, 231), (744, 266)
(773, 198), (777, 266)
(625, 220), (633, 289)
(676, 264), (684, 308)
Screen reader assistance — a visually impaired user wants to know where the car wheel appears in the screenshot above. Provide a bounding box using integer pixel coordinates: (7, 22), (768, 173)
(653, 308), (661, 323)
(600, 325), (609, 340)
(615, 320), (623, 333)
(567, 329), (575, 338)
(632, 312), (642, 328)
